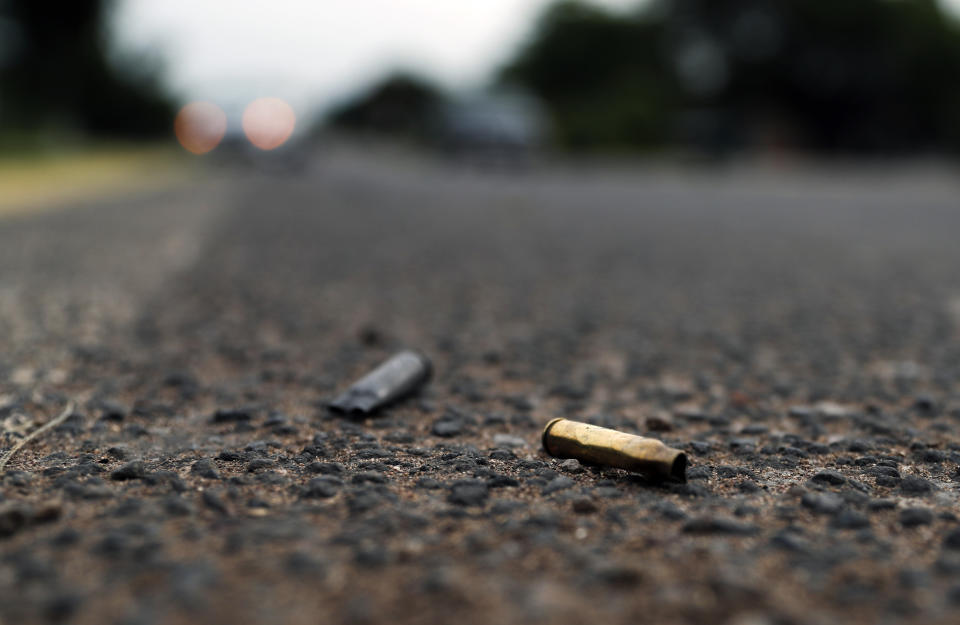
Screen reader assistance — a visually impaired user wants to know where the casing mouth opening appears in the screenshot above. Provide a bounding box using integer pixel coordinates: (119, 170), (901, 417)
(541, 418), (564, 456)
(670, 453), (688, 482)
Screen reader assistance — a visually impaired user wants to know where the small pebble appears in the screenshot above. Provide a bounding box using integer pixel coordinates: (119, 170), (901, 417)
(900, 507), (934, 528)
(448, 480), (489, 506)
(492, 434), (526, 448)
(811, 470), (846, 486)
(110, 461), (147, 481)
(542, 476), (575, 495)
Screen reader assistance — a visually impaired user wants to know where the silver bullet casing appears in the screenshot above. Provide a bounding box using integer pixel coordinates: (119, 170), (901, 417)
(328, 351), (432, 415)
(542, 418), (687, 481)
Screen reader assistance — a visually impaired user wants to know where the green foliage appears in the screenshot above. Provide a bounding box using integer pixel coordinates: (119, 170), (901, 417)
(500, 0), (960, 154)
(0, 0), (174, 139)
(501, 1), (675, 150)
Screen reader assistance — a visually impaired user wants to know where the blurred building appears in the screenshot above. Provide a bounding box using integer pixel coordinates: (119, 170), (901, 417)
(433, 91), (548, 164)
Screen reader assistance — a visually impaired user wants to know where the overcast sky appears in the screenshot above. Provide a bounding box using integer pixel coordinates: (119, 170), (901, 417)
(113, 0), (960, 120)
(112, 0), (639, 117)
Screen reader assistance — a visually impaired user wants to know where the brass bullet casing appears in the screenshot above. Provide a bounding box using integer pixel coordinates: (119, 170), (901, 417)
(542, 418), (687, 482)
(328, 351), (432, 415)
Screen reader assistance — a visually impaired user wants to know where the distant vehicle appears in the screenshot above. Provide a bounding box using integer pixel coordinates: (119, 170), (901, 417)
(432, 91), (548, 167)
(212, 106), (310, 174)
(214, 128), (310, 174)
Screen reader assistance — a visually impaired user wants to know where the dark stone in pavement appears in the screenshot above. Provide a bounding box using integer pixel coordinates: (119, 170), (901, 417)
(811, 470), (846, 486)
(801, 492), (845, 515)
(448, 480), (489, 506)
(900, 508), (934, 527)
(212, 409), (253, 424)
(900, 476), (936, 495)
(432, 416), (463, 438)
(110, 461), (147, 481)
(0, 504), (30, 538)
(303, 477), (342, 499)
(542, 477), (575, 495)
(943, 529), (960, 550)
(572, 497), (598, 514)
(682, 517), (759, 535)
(830, 510), (871, 530)
(202, 490), (229, 515)
(191, 458), (220, 479)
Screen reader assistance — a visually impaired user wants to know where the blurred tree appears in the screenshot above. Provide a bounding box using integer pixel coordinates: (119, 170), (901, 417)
(326, 72), (444, 141)
(500, 0), (960, 154)
(0, 0), (173, 141)
(500, 1), (677, 150)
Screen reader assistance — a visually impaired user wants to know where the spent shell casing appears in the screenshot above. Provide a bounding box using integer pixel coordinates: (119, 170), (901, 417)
(542, 418), (687, 481)
(328, 351), (431, 415)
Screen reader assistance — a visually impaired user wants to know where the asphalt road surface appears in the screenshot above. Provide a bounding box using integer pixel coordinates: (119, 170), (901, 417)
(2, 148), (960, 625)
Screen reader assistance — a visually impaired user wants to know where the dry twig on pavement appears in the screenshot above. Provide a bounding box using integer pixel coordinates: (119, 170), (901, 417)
(0, 401), (75, 473)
